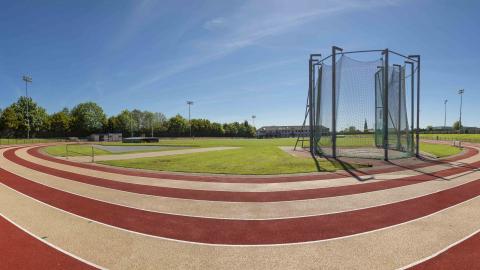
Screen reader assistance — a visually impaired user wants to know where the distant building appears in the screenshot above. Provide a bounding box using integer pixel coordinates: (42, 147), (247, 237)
(431, 126), (453, 131)
(256, 125), (329, 138)
(88, 133), (122, 142)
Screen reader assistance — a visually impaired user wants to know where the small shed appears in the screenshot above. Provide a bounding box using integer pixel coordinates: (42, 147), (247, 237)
(89, 133), (123, 142)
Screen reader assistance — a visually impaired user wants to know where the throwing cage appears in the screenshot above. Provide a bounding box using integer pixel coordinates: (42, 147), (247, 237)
(295, 46), (420, 160)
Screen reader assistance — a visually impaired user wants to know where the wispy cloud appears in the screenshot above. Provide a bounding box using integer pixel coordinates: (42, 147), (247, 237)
(203, 17), (226, 31)
(125, 0), (402, 93)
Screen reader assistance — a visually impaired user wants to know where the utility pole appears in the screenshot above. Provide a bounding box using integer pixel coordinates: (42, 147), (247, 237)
(187, 101), (194, 137)
(22, 75), (32, 139)
(444, 99), (448, 129)
(458, 89), (464, 132)
(130, 111), (134, 137)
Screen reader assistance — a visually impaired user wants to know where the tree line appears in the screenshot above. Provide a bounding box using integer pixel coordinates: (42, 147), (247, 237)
(0, 97), (256, 138)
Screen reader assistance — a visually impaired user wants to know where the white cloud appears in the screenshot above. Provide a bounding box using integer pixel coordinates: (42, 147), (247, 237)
(126, 0), (403, 93)
(203, 17), (226, 30)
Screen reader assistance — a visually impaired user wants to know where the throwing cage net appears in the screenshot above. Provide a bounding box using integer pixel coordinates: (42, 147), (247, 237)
(299, 47), (420, 160)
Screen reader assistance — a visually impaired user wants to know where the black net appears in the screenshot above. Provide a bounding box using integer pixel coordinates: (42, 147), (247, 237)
(313, 54), (414, 159)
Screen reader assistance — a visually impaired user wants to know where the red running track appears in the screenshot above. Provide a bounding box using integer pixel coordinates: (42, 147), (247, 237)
(0, 215), (96, 270)
(410, 231), (480, 269)
(1, 164), (480, 245)
(6, 148), (480, 202)
(30, 146), (477, 184)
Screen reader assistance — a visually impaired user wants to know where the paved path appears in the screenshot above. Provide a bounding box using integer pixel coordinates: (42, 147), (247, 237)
(60, 146), (239, 162)
(0, 143), (479, 269)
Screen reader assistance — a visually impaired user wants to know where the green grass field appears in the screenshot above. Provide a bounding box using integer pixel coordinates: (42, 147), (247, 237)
(99, 144), (354, 174)
(41, 138), (462, 175)
(419, 143), (462, 158)
(420, 133), (480, 143)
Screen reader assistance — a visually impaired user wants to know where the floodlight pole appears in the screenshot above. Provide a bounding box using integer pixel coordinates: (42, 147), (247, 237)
(187, 101), (194, 137)
(22, 75), (32, 139)
(331, 46), (343, 158)
(444, 99), (448, 129)
(130, 111), (133, 137)
(251, 115), (256, 127)
(382, 49), (389, 161)
(458, 89), (464, 132)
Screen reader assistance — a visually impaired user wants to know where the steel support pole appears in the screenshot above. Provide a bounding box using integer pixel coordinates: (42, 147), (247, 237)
(316, 66), (322, 150)
(25, 80), (30, 140)
(444, 100), (447, 129)
(459, 90), (464, 132)
(308, 57), (314, 155)
(382, 49), (389, 161)
(409, 55), (421, 157)
(331, 46), (343, 158)
(393, 64), (402, 150)
(405, 61), (415, 154)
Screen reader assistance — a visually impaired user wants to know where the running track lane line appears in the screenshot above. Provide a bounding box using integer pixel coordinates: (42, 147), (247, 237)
(405, 229), (480, 269)
(1, 166), (480, 245)
(0, 214), (99, 270)
(7, 148), (480, 202)
(31, 146), (478, 183)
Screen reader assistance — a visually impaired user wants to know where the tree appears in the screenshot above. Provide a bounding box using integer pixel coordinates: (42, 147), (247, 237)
(0, 97), (49, 138)
(364, 119), (368, 133)
(0, 106), (20, 137)
(452, 121), (462, 131)
(70, 102), (107, 136)
(426, 125), (433, 132)
(167, 114), (188, 136)
(50, 108), (71, 137)
(344, 126), (358, 134)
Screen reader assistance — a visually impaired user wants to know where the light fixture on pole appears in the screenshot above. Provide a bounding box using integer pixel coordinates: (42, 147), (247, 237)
(22, 75), (32, 139)
(251, 115), (256, 127)
(443, 99), (448, 129)
(187, 101), (194, 137)
(458, 89), (464, 131)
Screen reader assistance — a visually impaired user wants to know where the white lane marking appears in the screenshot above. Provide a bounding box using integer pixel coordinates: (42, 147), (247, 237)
(397, 227), (480, 270)
(0, 212), (106, 270)
(1, 183), (479, 247)
(4, 149), (480, 220)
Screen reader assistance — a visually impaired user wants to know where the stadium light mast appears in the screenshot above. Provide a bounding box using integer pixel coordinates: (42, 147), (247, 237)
(444, 99), (448, 129)
(251, 115), (256, 127)
(458, 89), (464, 132)
(187, 101), (194, 137)
(130, 111), (134, 137)
(22, 75), (32, 139)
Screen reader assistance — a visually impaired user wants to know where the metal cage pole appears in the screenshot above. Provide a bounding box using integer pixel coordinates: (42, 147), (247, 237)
(315, 65), (323, 152)
(308, 56), (314, 155)
(331, 46), (343, 158)
(409, 55), (421, 157)
(405, 61), (415, 154)
(393, 64), (402, 150)
(382, 49), (389, 161)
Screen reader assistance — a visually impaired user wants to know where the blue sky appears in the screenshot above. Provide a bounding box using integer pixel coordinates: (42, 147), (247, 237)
(0, 0), (479, 128)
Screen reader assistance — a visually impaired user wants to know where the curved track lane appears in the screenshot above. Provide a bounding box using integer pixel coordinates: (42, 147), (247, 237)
(1, 161), (480, 244)
(7, 147), (480, 202)
(0, 214), (97, 269)
(1, 143), (479, 268)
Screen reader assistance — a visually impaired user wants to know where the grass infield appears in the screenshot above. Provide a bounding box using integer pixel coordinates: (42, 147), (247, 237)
(40, 138), (462, 175)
